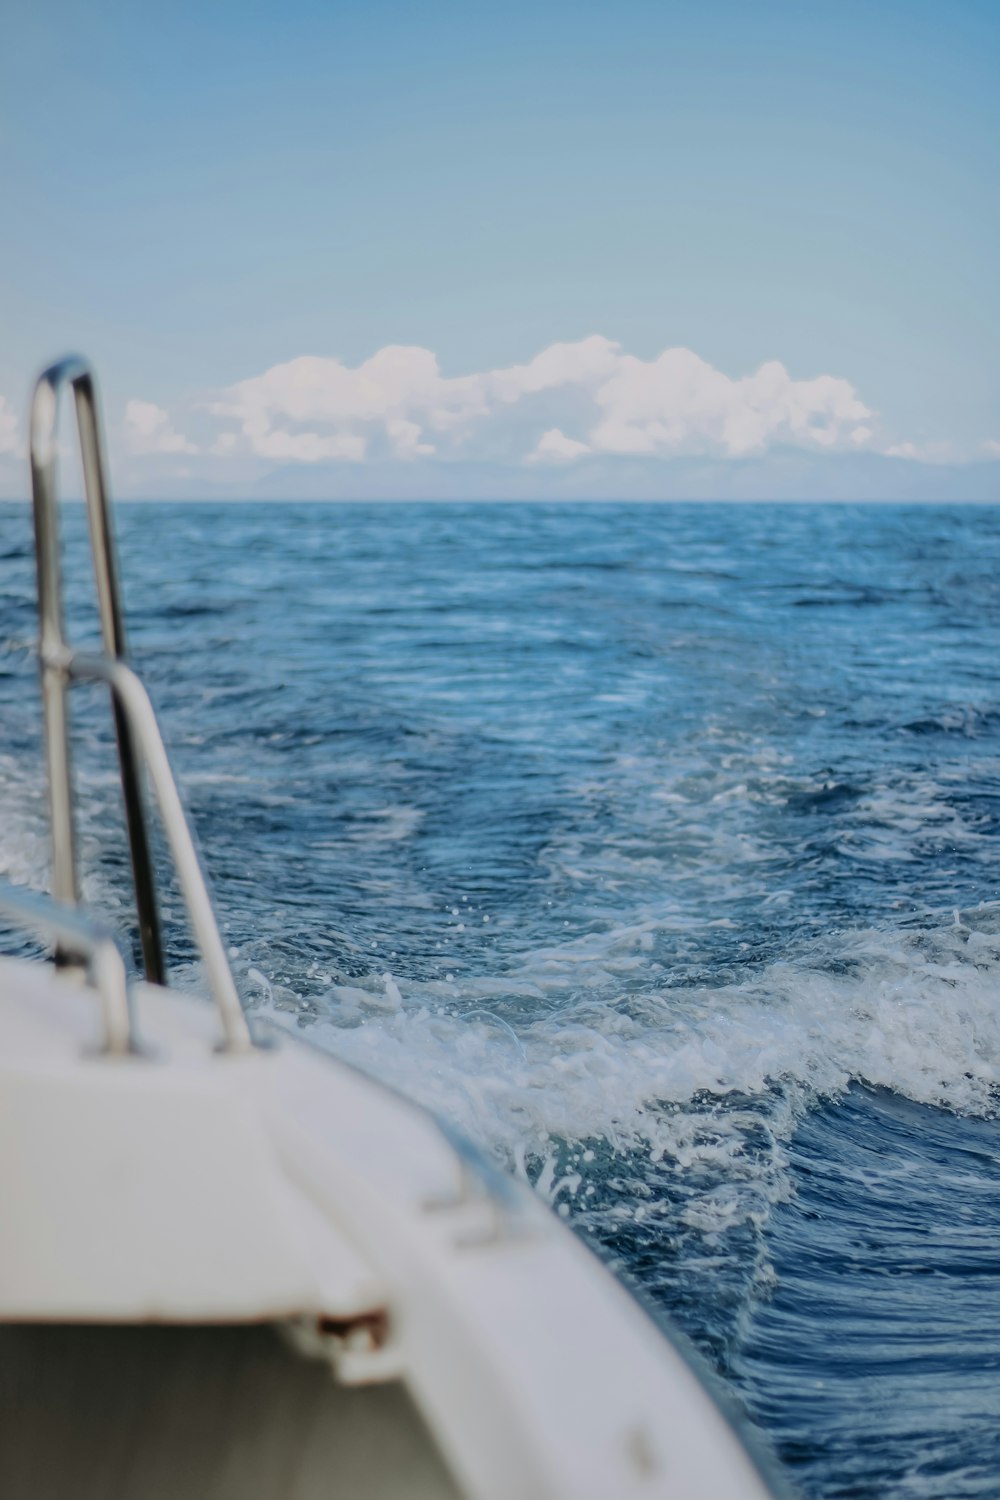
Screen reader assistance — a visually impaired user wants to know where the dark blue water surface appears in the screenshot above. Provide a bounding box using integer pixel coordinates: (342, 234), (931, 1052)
(3, 501), (1000, 1498)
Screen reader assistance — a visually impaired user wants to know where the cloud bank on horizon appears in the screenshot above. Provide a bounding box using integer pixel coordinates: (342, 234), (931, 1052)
(106, 333), (1000, 479)
(1, 338), (997, 499)
(208, 336), (876, 468)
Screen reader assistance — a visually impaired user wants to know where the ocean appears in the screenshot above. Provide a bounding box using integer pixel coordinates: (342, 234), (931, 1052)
(2, 499), (1000, 1498)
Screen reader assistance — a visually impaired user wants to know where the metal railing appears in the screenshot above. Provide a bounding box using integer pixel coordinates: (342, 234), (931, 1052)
(23, 356), (253, 1054)
(0, 881), (134, 1056)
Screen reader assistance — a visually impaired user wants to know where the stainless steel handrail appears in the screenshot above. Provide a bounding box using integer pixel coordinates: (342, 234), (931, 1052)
(27, 357), (253, 1054)
(68, 651), (252, 1051)
(0, 881), (134, 1056)
(30, 357), (165, 983)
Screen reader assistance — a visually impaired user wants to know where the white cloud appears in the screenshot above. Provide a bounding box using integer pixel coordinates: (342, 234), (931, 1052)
(491, 335), (622, 403)
(983, 439), (1000, 460)
(125, 399), (196, 455)
(386, 418), (436, 458)
(884, 441), (921, 460)
(882, 439), (958, 464)
(208, 337), (876, 468)
(210, 346), (480, 463)
(0, 395), (19, 457)
(587, 351), (873, 458)
(528, 428), (592, 463)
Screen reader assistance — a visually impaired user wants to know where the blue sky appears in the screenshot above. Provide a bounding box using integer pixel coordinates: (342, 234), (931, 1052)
(0, 0), (997, 498)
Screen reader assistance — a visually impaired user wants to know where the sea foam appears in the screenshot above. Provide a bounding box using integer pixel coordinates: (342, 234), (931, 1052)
(269, 909), (1000, 1235)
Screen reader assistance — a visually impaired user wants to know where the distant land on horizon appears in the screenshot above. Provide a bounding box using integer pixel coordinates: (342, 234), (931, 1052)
(22, 451), (993, 505)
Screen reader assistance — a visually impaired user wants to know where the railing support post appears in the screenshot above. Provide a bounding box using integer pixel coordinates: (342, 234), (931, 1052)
(27, 355), (253, 1053)
(30, 358), (166, 985)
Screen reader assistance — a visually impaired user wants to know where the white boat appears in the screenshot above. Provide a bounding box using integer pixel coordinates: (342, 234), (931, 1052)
(0, 358), (782, 1499)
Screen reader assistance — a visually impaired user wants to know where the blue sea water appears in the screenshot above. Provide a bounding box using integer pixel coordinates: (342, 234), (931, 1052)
(2, 499), (1000, 1498)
